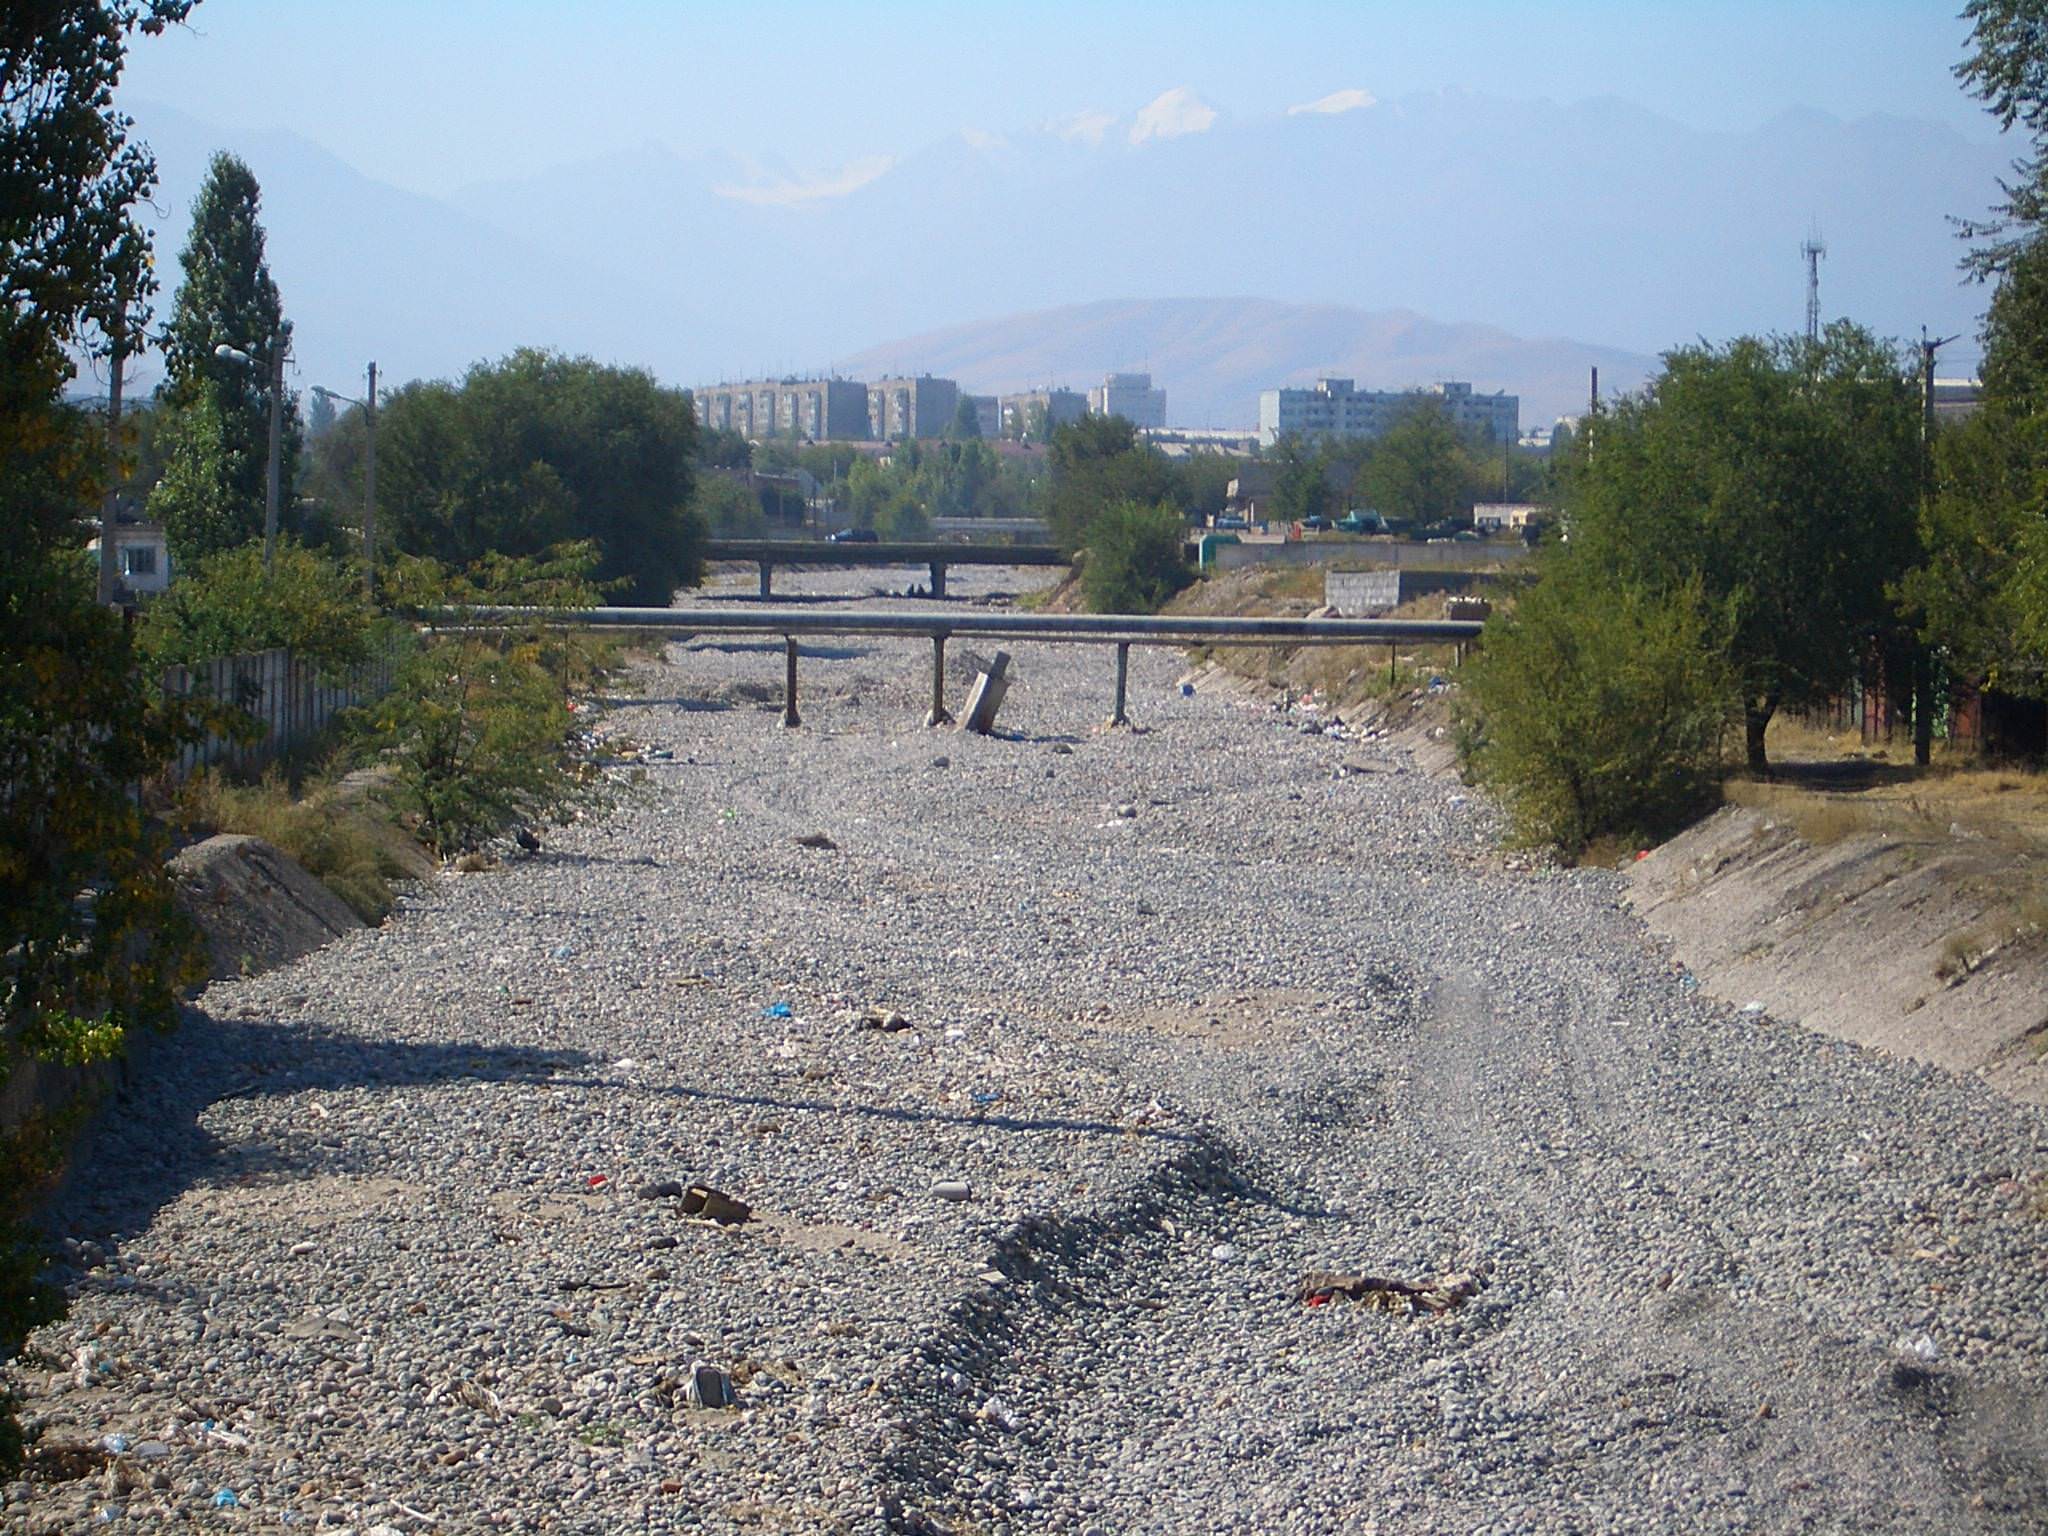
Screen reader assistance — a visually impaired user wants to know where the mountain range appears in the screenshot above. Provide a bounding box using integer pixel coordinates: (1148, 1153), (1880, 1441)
(116, 88), (2009, 428)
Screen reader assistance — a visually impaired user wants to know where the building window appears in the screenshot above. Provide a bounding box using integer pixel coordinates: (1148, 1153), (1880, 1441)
(123, 545), (157, 577)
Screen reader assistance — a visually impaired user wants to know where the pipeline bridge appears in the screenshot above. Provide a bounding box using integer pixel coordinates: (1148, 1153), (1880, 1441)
(704, 540), (1068, 600)
(450, 607), (1483, 730)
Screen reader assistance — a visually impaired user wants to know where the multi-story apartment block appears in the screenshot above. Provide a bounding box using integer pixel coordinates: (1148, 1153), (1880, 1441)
(999, 387), (1089, 440)
(867, 375), (960, 440)
(692, 378), (870, 441)
(1257, 378), (1519, 448)
(1088, 372), (1167, 429)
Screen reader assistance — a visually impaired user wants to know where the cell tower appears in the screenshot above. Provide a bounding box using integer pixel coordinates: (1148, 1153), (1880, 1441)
(1802, 230), (1827, 345)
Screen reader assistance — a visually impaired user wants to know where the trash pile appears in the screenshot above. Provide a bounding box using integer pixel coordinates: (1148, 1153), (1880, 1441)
(1297, 1269), (1483, 1316)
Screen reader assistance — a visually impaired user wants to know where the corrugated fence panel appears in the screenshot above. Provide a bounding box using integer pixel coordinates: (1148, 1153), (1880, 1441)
(159, 638), (402, 784)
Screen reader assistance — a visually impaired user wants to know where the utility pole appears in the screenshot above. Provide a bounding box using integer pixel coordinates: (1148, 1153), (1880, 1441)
(364, 360), (378, 597)
(263, 336), (284, 574)
(97, 313), (126, 606)
(1913, 328), (1959, 767)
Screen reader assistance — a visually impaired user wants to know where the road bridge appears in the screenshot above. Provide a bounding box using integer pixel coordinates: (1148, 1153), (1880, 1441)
(704, 540), (1067, 600)
(450, 606), (1482, 730)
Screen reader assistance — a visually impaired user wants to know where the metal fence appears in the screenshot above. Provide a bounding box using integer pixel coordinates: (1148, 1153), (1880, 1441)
(160, 640), (402, 781)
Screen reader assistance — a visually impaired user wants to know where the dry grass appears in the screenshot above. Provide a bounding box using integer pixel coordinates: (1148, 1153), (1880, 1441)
(1167, 573), (1466, 713)
(172, 767), (421, 923)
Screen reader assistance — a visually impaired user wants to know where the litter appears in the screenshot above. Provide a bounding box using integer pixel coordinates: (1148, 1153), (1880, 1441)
(970, 1089), (1002, 1106)
(684, 1361), (734, 1410)
(762, 1001), (794, 1019)
(585, 1174), (608, 1190)
(858, 1007), (912, 1032)
(1298, 1269), (1482, 1315)
(213, 1489), (240, 1509)
(680, 1184), (752, 1225)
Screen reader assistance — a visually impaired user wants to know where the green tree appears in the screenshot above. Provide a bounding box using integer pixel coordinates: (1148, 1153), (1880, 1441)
(948, 396), (982, 439)
(692, 474), (765, 537)
(138, 539), (374, 675)
(1269, 433), (1335, 525)
(1562, 324), (1920, 771)
(876, 488), (931, 541)
(1046, 415), (1182, 553)
(1956, 0), (2048, 280)
(1900, 405), (2046, 694)
(148, 151), (300, 565)
(1358, 400), (1475, 526)
(374, 350), (703, 605)
(1, 0), (204, 1473)
(1459, 563), (1734, 854)
(1080, 500), (1195, 613)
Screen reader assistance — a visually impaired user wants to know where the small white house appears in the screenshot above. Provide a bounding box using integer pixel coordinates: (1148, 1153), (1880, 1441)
(87, 520), (172, 599)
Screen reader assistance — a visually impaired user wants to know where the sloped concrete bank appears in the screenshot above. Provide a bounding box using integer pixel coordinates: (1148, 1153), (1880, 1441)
(1629, 805), (2048, 1105)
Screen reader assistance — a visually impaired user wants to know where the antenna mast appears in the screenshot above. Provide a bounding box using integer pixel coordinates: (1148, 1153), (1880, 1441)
(1802, 230), (1827, 345)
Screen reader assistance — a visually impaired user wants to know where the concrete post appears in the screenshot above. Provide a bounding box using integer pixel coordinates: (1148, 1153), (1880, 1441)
(929, 561), (947, 599)
(1110, 642), (1130, 727)
(759, 562), (773, 600)
(782, 637), (800, 728)
(926, 633), (953, 727)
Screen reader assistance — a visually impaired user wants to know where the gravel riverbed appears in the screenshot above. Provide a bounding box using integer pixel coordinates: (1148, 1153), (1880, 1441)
(9, 564), (2048, 1535)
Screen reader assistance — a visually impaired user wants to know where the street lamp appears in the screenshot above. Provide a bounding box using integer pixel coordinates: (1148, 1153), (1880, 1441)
(311, 362), (378, 597)
(214, 337), (287, 573)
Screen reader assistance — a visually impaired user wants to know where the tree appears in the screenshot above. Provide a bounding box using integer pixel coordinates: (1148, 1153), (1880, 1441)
(1358, 400), (1475, 526)
(374, 350), (703, 605)
(1079, 500), (1195, 614)
(692, 474), (765, 537)
(1268, 433), (1338, 525)
(948, 396), (982, 439)
(1956, 0), (2048, 279)
(1, 0), (203, 1474)
(1, 2), (192, 369)
(1460, 562), (1734, 854)
(148, 152), (300, 565)
(137, 539), (374, 676)
(1561, 324), (1921, 771)
(1045, 414), (1182, 552)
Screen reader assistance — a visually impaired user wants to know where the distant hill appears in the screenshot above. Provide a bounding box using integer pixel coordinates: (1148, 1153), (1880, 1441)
(120, 88), (2003, 404)
(836, 298), (1656, 428)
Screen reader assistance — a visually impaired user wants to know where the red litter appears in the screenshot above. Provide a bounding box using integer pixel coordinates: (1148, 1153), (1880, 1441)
(586, 1175), (608, 1189)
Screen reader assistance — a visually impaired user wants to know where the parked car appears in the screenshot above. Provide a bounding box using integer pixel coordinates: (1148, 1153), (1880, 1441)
(1214, 515), (1248, 531)
(1301, 515), (1333, 532)
(1336, 511), (1384, 534)
(828, 527), (879, 543)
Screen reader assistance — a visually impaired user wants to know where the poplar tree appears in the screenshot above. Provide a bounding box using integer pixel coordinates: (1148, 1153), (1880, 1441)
(149, 151), (300, 564)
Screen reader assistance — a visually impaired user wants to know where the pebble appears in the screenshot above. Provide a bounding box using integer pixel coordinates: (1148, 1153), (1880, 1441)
(9, 564), (2047, 1536)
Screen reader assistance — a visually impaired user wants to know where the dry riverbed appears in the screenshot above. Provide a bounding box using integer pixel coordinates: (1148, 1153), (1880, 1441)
(9, 565), (2048, 1534)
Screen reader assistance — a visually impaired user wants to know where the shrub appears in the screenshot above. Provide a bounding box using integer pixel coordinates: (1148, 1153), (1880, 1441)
(1080, 500), (1195, 614)
(1458, 563), (1734, 855)
(359, 637), (612, 857)
(138, 537), (375, 676)
(173, 767), (412, 923)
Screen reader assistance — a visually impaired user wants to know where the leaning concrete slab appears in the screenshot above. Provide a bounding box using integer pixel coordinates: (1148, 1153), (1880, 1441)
(169, 833), (365, 982)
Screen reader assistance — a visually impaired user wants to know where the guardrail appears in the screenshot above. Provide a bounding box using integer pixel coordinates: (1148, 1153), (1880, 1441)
(443, 606), (1483, 730)
(704, 539), (1067, 599)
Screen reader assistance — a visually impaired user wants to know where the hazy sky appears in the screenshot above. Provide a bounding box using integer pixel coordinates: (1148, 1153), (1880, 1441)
(121, 0), (2000, 196)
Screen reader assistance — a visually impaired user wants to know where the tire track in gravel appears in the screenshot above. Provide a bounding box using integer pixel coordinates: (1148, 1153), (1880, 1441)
(1402, 964), (2044, 1531)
